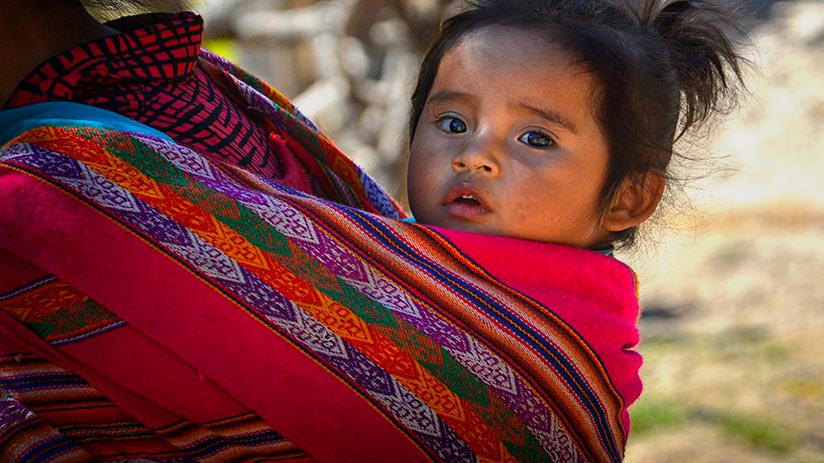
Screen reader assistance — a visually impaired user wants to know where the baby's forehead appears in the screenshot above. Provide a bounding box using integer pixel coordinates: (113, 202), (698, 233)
(436, 27), (586, 84)
(442, 24), (577, 72)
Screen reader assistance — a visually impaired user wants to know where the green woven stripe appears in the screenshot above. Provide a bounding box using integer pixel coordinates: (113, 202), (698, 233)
(27, 299), (118, 342)
(285, 241), (342, 293)
(505, 431), (555, 463)
(103, 132), (188, 186)
(179, 184), (243, 221)
(221, 207), (292, 256)
(381, 318), (444, 365)
(321, 283), (398, 329)
(424, 350), (490, 406)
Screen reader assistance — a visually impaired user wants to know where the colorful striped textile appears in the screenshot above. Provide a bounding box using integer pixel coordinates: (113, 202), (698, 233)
(0, 102), (642, 462)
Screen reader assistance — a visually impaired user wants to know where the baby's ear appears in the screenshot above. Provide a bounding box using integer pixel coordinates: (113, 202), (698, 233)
(603, 173), (665, 233)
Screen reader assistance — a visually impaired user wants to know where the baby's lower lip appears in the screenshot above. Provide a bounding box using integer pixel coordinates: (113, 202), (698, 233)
(442, 202), (490, 221)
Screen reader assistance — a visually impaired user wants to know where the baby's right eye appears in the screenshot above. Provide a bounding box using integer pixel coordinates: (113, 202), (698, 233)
(435, 116), (467, 134)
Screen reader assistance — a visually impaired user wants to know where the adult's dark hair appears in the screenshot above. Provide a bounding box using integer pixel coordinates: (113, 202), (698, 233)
(71, 0), (193, 19)
(409, 0), (747, 248)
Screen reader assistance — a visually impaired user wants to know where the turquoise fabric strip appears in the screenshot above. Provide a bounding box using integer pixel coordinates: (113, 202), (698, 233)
(0, 102), (172, 146)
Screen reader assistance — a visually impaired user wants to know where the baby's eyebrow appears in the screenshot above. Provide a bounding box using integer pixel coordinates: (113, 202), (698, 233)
(518, 103), (578, 134)
(426, 90), (472, 105)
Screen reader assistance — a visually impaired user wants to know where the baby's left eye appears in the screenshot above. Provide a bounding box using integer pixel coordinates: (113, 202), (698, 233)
(436, 115), (467, 134)
(518, 131), (553, 148)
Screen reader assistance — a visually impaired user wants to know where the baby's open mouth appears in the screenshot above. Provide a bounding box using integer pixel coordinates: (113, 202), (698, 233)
(454, 194), (480, 205)
(442, 188), (490, 222)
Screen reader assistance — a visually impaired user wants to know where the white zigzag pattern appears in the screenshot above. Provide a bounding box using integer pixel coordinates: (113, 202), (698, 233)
(141, 137), (275, 208)
(507, 380), (578, 462)
(165, 230), (247, 283)
(339, 265), (421, 318)
(513, 383), (553, 431)
(311, 237), (370, 281)
(336, 263), (472, 351)
(142, 138), (217, 180)
(0, 143), (39, 161)
(247, 197), (320, 244)
(359, 172), (401, 218)
(273, 304), (350, 359)
(371, 376), (442, 437)
(532, 416), (581, 463)
(447, 339), (519, 395)
(60, 163), (142, 213)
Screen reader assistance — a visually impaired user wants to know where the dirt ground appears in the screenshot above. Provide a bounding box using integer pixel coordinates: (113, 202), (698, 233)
(622, 2), (824, 461)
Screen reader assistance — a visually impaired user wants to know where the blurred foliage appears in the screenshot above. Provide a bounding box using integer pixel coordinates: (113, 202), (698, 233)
(712, 410), (801, 454)
(203, 38), (239, 62)
(630, 399), (688, 435)
(631, 400), (801, 454)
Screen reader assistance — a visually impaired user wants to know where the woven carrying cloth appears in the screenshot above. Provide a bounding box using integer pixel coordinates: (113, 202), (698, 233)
(0, 56), (642, 463)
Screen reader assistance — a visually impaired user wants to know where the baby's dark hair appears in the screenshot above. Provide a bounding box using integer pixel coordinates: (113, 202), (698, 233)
(409, 0), (748, 248)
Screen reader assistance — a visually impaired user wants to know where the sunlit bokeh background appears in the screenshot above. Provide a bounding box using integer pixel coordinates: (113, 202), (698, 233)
(189, 1), (824, 461)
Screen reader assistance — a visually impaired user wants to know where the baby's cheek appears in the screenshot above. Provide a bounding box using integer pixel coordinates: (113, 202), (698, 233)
(508, 203), (537, 229)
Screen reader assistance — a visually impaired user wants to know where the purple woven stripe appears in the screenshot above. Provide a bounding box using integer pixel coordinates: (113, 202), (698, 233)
(0, 394), (32, 430)
(198, 176), (271, 206)
(1, 144), (85, 177)
(326, 345), (396, 396)
(360, 171), (404, 219)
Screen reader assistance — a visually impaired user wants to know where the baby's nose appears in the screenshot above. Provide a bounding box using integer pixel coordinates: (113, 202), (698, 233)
(451, 141), (500, 175)
(452, 158), (494, 173)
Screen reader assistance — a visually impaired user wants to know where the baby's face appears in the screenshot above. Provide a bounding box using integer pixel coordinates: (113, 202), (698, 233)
(407, 25), (612, 247)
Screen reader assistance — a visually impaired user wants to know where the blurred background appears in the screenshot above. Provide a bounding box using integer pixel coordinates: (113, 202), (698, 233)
(191, 1), (823, 461)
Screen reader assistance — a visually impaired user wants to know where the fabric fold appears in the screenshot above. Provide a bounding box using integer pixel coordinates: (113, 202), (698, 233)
(1, 49), (641, 463)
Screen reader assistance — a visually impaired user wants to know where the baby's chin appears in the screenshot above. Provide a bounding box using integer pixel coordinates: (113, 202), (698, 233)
(411, 211), (551, 242)
(419, 217), (509, 238)
(416, 216), (590, 247)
